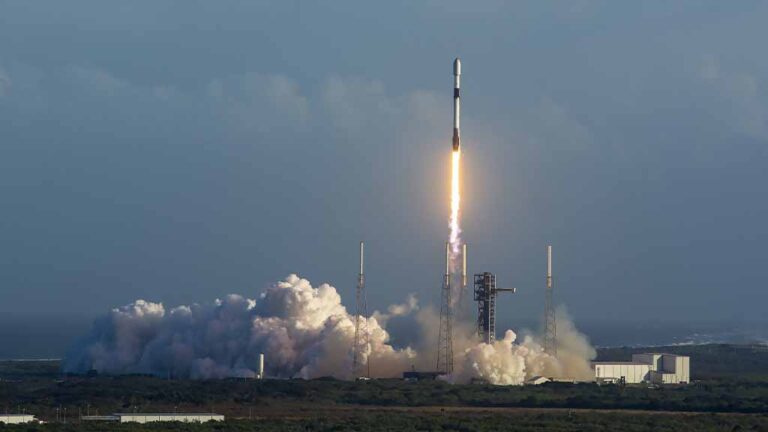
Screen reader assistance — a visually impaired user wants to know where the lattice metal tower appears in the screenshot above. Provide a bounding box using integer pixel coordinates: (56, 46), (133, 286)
(436, 242), (454, 374)
(353, 241), (370, 378)
(544, 245), (557, 356)
(473, 272), (515, 344)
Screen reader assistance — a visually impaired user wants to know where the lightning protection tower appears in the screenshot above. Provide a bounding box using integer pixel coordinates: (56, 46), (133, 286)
(473, 272), (515, 344)
(353, 241), (370, 378)
(436, 242), (454, 374)
(544, 245), (557, 356)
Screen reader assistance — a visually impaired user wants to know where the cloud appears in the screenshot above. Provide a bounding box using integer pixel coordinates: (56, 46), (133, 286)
(321, 76), (397, 135)
(699, 55), (768, 139)
(208, 73), (309, 137)
(65, 65), (130, 96)
(372, 293), (420, 326)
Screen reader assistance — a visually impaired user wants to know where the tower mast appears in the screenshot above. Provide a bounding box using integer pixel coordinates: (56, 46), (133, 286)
(353, 241), (370, 378)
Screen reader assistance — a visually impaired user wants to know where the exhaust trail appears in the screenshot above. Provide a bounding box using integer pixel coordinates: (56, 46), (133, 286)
(450, 149), (461, 259)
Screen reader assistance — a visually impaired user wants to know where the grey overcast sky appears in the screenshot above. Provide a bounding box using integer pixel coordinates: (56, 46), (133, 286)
(1, 1), (767, 325)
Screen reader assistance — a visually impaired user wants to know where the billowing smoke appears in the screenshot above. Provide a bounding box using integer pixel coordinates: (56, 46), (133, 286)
(64, 275), (595, 384)
(64, 275), (415, 379)
(452, 308), (596, 384)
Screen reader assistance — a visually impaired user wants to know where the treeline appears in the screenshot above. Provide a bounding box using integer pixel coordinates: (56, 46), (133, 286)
(2, 375), (768, 418)
(2, 411), (768, 432)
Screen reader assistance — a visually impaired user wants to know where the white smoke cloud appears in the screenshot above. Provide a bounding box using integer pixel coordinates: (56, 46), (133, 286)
(65, 275), (594, 384)
(451, 307), (596, 385)
(64, 275), (415, 379)
(372, 293), (419, 326)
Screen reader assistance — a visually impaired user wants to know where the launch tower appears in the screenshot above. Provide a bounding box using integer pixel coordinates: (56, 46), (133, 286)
(473, 272), (515, 344)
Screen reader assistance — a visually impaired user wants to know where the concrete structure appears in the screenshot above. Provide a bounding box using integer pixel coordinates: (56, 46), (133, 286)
(0, 414), (38, 424)
(83, 413), (224, 423)
(593, 353), (690, 384)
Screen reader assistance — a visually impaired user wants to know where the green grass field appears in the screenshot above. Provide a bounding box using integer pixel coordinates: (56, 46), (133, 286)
(1, 344), (767, 431)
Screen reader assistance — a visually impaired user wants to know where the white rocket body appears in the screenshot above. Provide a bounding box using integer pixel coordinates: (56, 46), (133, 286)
(452, 58), (461, 151)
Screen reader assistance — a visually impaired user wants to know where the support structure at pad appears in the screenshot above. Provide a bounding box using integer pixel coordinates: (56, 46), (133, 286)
(473, 272), (515, 344)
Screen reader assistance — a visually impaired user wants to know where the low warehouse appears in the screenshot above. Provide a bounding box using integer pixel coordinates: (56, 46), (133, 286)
(0, 414), (39, 424)
(83, 413), (224, 423)
(593, 353), (690, 384)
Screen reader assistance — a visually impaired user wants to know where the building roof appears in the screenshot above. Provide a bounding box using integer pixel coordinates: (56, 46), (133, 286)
(638, 353), (689, 357)
(592, 362), (649, 365)
(114, 413), (222, 416)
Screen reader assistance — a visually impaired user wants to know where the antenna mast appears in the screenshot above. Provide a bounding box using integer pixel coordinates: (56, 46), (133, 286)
(353, 241), (370, 378)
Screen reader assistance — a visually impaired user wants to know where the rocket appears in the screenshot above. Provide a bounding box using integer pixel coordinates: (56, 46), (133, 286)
(452, 58), (461, 152)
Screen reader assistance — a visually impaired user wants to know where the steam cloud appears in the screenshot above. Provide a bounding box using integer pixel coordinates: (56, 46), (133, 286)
(64, 275), (595, 384)
(452, 308), (596, 384)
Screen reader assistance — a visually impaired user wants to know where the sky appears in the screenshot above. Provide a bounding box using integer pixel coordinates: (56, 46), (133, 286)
(1, 1), (768, 343)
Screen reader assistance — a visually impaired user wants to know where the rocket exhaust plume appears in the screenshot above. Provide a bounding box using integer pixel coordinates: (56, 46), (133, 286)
(450, 150), (461, 258)
(63, 274), (595, 384)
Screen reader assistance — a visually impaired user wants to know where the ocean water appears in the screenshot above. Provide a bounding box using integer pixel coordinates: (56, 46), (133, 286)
(574, 320), (768, 348)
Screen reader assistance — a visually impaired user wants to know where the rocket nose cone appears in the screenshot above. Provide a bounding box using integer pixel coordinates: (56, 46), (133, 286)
(453, 58), (461, 76)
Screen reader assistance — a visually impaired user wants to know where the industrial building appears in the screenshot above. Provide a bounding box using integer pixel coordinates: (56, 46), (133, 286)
(0, 414), (39, 424)
(593, 353), (690, 384)
(524, 376), (551, 385)
(82, 413), (224, 423)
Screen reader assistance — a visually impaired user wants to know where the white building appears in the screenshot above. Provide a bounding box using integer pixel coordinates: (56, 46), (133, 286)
(0, 414), (38, 424)
(593, 353), (689, 384)
(83, 413), (224, 423)
(593, 361), (651, 384)
(524, 376), (551, 385)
